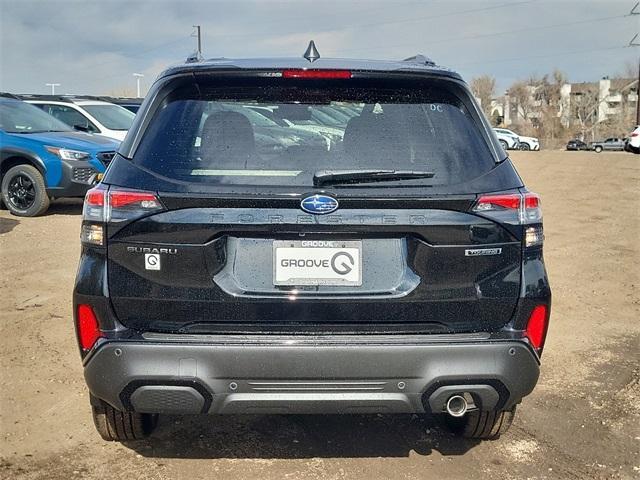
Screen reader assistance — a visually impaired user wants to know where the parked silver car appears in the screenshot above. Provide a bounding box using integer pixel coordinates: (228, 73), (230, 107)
(591, 138), (625, 153)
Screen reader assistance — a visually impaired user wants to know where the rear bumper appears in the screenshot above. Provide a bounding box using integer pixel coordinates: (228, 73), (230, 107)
(84, 336), (540, 415)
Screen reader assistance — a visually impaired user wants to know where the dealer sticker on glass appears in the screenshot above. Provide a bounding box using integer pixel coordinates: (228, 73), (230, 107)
(273, 240), (362, 286)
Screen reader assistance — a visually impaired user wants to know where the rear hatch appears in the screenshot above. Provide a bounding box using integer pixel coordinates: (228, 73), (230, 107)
(102, 70), (525, 334)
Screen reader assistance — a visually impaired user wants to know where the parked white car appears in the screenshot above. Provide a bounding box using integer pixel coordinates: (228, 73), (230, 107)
(624, 125), (640, 154)
(24, 96), (135, 141)
(493, 128), (520, 150)
(494, 128), (540, 151)
(246, 105), (344, 148)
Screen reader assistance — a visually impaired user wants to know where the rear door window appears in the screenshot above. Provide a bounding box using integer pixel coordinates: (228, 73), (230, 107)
(40, 104), (99, 133)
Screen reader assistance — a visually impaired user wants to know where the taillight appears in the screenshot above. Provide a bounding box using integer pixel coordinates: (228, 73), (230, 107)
(109, 191), (161, 209)
(282, 69), (352, 79)
(81, 186), (164, 246)
(76, 304), (102, 351)
(526, 305), (549, 354)
(474, 194), (521, 211)
(473, 192), (543, 247)
(630, 132), (639, 137)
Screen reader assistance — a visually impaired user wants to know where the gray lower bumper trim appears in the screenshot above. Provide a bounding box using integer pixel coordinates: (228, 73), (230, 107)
(84, 340), (539, 415)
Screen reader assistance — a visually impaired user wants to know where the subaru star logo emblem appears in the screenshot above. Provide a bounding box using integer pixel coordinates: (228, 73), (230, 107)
(300, 194), (338, 215)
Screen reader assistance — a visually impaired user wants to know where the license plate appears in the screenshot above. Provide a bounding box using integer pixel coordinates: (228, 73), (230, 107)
(273, 240), (362, 286)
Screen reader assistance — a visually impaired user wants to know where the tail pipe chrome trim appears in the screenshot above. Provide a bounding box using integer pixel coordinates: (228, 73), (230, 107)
(446, 394), (468, 417)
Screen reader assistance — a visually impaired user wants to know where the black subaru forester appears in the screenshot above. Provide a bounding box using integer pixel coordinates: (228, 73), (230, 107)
(73, 46), (551, 442)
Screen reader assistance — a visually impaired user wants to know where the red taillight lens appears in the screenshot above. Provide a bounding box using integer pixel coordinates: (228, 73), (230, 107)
(109, 191), (161, 209)
(630, 132), (639, 137)
(474, 193), (541, 213)
(526, 305), (549, 353)
(282, 69), (352, 79)
(524, 193), (540, 209)
(475, 194), (521, 211)
(77, 304), (102, 351)
(85, 188), (105, 206)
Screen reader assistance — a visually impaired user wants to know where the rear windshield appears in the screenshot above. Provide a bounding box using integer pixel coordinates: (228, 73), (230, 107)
(132, 80), (496, 188)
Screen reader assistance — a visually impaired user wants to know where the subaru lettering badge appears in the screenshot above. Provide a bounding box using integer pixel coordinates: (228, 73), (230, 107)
(301, 194), (338, 215)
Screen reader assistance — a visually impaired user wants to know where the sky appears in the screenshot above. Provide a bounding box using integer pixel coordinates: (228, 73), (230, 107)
(0, 0), (638, 97)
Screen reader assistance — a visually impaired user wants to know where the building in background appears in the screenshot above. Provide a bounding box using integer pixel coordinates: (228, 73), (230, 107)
(487, 77), (637, 142)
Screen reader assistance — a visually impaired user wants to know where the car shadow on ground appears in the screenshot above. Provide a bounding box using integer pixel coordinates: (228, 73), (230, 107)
(124, 414), (480, 459)
(45, 198), (84, 216)
(0, 216), (20, 234)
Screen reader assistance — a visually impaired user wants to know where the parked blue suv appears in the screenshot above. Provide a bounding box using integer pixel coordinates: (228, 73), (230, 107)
(0, 96), (119, 216)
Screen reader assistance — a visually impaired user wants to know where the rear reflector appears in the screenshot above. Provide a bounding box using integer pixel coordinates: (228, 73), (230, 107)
(526, 305), (549, 353)
(282, 69), (352, 79)
(77, 304), (102, 351)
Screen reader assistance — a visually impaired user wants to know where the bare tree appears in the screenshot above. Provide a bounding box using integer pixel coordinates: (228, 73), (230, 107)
(572, 87), (600, 141)
(508, 80), (532, 124)
(470, 75), (496, 118)
(539, 70), (567, 142)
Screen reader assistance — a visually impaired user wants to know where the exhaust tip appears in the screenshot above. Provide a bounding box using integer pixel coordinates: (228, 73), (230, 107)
(446, 394), (468, 417)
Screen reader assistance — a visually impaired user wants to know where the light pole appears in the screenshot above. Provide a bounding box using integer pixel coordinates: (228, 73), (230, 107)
(133, 73), (144, 98)
(192, 25), (202, 59)
(45, 83), (61, 95)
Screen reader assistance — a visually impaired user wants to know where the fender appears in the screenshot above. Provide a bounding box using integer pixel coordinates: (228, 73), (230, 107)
(0, 146), (47, 177)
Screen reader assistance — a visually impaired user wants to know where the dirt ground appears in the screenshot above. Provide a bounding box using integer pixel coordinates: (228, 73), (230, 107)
(0, 150), (638, 480)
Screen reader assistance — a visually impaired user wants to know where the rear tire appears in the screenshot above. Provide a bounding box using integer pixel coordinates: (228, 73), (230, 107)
(499, 140), (508, 150)
(1, 164), (50, 217)
(91, 398), (158, 442)
(444, 406), (516, 440)
(594, 146), (603, 153)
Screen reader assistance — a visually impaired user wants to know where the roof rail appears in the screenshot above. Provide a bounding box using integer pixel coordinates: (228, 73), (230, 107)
(15, 93), (74, 102)
(402, 54), (436, 66)
(14, 93), (143, 105)
(0, 92), (21, 100)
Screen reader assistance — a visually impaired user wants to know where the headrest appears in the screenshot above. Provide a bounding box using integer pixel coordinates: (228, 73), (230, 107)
(200, 110), (255, 162)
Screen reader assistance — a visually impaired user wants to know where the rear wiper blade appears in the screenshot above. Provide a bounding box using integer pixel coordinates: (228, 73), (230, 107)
(313, 169), (435, 187)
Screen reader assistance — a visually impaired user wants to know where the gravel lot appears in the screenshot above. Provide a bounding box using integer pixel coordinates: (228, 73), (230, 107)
(1, 150), (638, 479)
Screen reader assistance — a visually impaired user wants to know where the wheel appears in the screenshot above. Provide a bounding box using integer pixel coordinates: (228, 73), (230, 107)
(594, 146), (603, 153)
(519, 143), (531, 151)
(91, 398), (158, 442)
(499, 140), (508, 150)
(444, 406), (516, 440)
(1, 164), (50, 217)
